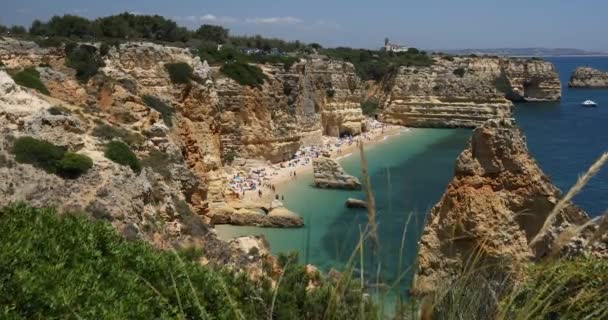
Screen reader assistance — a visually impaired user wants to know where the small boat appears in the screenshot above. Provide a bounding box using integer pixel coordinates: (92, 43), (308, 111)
(581, 100), (598, 107)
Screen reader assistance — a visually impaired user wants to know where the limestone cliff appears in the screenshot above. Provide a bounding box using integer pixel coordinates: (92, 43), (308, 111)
(381, 57), (561, 128)
(0, 70), (261, 269)
(568, 67), (608, 88)
(304, 57), (366, 137)
(413, 118), (597, 296)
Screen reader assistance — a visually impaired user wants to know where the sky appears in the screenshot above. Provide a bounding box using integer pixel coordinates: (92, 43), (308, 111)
(2, 0), (607, 51)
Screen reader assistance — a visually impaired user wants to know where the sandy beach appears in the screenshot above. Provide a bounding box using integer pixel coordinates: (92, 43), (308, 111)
(224, 120), (409, 203)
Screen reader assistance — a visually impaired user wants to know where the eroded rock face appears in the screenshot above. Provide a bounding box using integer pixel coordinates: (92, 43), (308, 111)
(313, 157), (362, 189)
(304, 57), (366, 137)
(568, 67), (608, 88)
(381, 57), (561, 128)
(413, 118), (590, 296)
(0, 70), (261, 270)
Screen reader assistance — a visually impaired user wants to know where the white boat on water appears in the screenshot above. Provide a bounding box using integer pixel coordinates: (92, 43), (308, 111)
(581, 100), (598, 107)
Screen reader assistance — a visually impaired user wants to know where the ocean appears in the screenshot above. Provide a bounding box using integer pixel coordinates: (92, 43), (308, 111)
(216, 56), (608, 295)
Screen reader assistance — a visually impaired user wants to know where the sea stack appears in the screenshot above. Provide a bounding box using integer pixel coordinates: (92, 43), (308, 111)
(413, 118), (595, 296)
(568, 67), (608, 88)
(312, 157), (362, 190)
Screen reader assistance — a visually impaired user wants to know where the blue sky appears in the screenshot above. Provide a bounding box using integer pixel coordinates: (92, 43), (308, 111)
(2, 0), (607, 50)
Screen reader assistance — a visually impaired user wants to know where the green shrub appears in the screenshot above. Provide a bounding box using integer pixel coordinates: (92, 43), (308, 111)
(141, 149), (175, 179)
(66, 44), (104, 82)
(10, 136), (92, 178)
(142, 95), (174, 127)
(164, 62), (193, 84)
(361, 99), (380, 115)
(326, 88), (336, 98)
(11, 136), (65, 172)
(57, 152), (93, 178)
(453, 67), (466, 78)
(0, 203), (377, 319)
(104, 141), (141, 173)
(48, 105), (71, 115)
(92, 123), (143, 146)
(220, 61), (267, 88)
(11, 67), (50, 95)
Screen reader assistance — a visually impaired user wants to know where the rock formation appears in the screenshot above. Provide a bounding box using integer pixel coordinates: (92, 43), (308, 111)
(313, 157), (362, 189)
(568, 67), (608, 88)
(345, 198), (367, 209)
(381, 57), (561, 128)
(413, 118), (600, 296)
(0, 70), (262, 270)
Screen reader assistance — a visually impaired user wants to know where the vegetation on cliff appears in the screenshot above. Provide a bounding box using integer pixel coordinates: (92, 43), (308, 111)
(142, 95), (175, 127)
(220, 61), (268, 87)
(0, 203), (377, 319)
(10, 67), (50, 95)
(65, 44), (104, 82)
(11, 136), (93, 178)
(322, 47), (433, 81)
(104, 141), (141, 173)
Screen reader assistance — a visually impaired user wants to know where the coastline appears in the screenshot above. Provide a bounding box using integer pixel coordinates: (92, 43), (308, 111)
(229, 123), (408, 205)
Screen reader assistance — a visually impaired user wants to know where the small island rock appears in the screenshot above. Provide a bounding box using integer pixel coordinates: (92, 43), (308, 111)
(345, 198), (367, 209)
(568, 67), (608, 88)
(312, 157), (362, 190)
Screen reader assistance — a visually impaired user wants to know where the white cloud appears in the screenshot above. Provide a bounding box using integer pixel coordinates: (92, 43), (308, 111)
(245, 16), (302, 25)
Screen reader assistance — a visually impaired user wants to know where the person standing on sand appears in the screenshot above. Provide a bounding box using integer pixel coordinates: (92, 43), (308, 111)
(258, 189), (262, 198)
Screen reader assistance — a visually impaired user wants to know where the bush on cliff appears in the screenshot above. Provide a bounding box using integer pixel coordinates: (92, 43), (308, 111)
(165, 62), (193, 84)
(11, 136), (65, 172)
(65, 44), (104, 82)
(92, 123), (144, 147)
(220, 61), (267, 88)
(361, 99), (380, 115)
(57, 152), (94, 178)
(453, 67), (466, 78)
(11, 136), (93, 178)
(142, 95), (174, 127)
(0, 203), (377, 319)
(104, 141), (141, 173)
(11, 67), (50, 95)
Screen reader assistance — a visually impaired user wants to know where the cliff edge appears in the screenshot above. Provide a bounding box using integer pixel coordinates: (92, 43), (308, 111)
(413, 118), (604, 296)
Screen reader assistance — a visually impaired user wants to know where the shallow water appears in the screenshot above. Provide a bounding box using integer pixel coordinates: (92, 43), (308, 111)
(217, 128), (471, 290)
(216, 56), (608, 295)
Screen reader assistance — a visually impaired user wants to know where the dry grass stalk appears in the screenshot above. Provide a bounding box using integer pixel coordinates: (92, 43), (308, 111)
(359, 139), (380, 254)
(529, 151), (608, 249)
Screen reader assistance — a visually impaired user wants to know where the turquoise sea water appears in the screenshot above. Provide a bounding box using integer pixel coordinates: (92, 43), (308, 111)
(217, 56), (608, 295)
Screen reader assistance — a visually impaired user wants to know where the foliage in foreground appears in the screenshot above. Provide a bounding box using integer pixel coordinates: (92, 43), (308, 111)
(417, 257), (608, 320)
(11, 67), (50, 95)
(0, 203), (377, 319)
(11, 136), (93, 178)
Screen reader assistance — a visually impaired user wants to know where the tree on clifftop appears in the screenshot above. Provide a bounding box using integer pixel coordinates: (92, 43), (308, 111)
(195, 24), (229, 43)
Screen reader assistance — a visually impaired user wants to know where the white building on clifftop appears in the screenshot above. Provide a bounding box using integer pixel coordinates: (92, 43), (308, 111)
(384, 38), (409, 53)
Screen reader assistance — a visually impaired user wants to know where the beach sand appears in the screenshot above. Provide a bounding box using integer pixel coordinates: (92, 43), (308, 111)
(228, 123), (408, 204)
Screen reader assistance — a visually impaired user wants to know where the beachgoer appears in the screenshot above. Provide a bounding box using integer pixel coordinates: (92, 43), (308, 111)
(281, 195), (284, 201)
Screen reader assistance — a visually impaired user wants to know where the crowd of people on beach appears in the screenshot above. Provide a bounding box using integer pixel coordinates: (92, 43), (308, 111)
(227, 120), (398, 199)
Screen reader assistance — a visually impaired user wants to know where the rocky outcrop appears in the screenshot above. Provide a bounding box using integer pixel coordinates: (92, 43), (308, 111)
(304, 57), (366, 137)
(568, 67), (608, 88)
(381, 57), (561, 128)
(0, 69), (264, 271)
(345, 198), (367, 209)
(313, 157), (361, 190)
(413, 118), (593, 296)
(208, 200), (304, 228)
